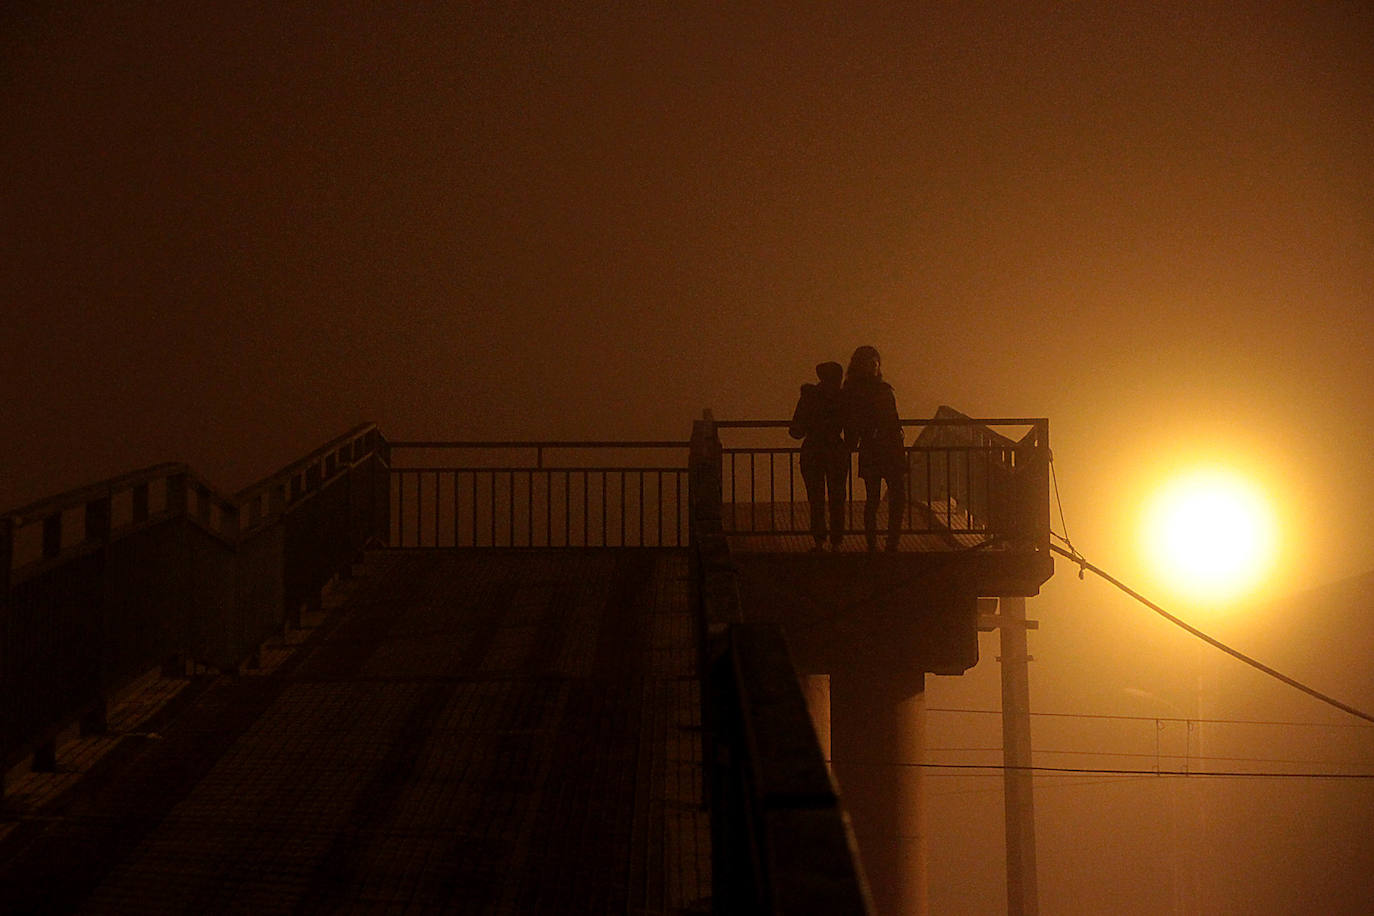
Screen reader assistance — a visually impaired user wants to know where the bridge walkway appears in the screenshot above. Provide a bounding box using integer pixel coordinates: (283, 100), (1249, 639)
(0, 550), (708, 914)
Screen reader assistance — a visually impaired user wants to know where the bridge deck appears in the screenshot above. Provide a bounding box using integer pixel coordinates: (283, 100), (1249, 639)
(0, 550), (709, 914)
(725, 532), (987, 553)
(721, 498), (994, 552)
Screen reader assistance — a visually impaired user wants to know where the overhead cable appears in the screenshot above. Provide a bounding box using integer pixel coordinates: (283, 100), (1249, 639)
(843, 761), (1374, 779)
(1050, 542), (1374, 725)
(926, 706), (1374, 729)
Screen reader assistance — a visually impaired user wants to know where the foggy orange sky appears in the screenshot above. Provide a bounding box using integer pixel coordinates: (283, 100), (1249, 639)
(5, 3), (1372, 591)
(5, 3), (1370, 598)
(4, 3), (1373, 912)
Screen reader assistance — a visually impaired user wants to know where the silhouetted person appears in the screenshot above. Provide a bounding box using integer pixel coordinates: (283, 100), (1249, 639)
(789, 361), (848, 551)
(842, 345), (906, 551)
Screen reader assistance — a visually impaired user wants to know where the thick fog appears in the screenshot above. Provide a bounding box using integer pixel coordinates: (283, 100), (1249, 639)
(4, 3), (1372, 912)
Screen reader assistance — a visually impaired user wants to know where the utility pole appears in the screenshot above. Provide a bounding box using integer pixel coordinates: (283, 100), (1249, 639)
(979, 596), (1040, 916)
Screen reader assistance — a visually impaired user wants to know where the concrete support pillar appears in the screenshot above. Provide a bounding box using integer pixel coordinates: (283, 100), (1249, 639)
(999, 596), (1039, 916)
(832, 672), (928, 916)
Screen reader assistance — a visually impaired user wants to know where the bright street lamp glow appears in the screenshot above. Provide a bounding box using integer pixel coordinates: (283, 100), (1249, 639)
(1142, 467), (1278, 603)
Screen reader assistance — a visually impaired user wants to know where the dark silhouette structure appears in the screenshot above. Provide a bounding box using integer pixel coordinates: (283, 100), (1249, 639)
(0, 410), (1053, 914)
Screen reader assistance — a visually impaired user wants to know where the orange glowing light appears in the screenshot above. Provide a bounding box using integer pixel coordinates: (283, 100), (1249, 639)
(1142, 467), (1278, 604)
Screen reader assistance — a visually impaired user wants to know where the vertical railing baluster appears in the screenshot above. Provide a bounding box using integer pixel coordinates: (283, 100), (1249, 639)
(84, 495), (110, 544)
(989, 444), (1000, 532)
(902, 449), (910, 532)
(767, 452), (774, 531)
(964, 448), (971, 529)
(0, 516), (12, 595)
(788, 452), (795, 531)
(925, 452), (932, 531)
(749, 452), (756, 532)
(730, 452), (737, 532)
(42, 513), (61, 560)
(133, 483), (149, 524)
(945, 452), (952, 528)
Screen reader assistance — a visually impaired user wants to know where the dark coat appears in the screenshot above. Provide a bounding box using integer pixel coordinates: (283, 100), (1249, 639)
(789, 383), (845, 455)
(842, 377), (904, 478)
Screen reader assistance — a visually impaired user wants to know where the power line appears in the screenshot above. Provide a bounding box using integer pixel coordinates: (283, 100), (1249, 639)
(1033, 748), (1374, 767)
(930, 763), (1374, 778)
(924, 746), (1374, 767)
(926, 706), (1374, 729)
(839, 760), (1374, 779)
(930, 776), (1159, 798)
(1049, 456), (1075, 560)
(1049, 542), (1374, 725)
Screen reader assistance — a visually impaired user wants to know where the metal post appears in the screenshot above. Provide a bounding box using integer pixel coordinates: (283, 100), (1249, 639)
(84, 495), (113, 736)
(998, 596), (1040, 916)
(1, 516), (13, 595)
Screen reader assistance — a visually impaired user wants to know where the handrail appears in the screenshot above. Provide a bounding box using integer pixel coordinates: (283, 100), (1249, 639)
(709, 413), (1050, 544)
(714, 417), (1047, 428)
(233, 422), (384, 503)
(2, 425), (388, 581)
(395, 464), (687, 473)
(2, 426), (385, 531)
(1, 423), (390, 782)
(388, 439), (688, 449)
(3, 462), (188, 526)
(387, 439), (691, 548)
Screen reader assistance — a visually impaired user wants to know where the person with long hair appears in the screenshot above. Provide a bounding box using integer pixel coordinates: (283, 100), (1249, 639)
(841, 346), (906, 551)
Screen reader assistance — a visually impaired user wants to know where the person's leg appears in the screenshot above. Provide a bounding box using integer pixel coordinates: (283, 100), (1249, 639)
(862, 473), (881, 550)
(800, 454), (827, 548)
(884, 468), (906, 551)
(826, 458), (848, 548)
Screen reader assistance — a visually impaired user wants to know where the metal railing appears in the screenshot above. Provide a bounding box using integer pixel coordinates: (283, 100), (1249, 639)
(714, 409), (1049, 545)
(386, 440), (691, 548)
(0, 424), (389, 778)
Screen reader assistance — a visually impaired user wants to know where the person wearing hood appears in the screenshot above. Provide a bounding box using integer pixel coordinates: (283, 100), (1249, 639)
(841, 345), (906, 551)
(789, 360), (848, 550)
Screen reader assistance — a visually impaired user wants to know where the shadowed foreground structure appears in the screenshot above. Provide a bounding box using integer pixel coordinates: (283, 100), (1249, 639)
(2, 414), (1051, 914)
(0, 550), (709, 913)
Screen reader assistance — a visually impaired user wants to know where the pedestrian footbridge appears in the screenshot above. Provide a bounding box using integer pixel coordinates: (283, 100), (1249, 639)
(1, 410), (1052, 914)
